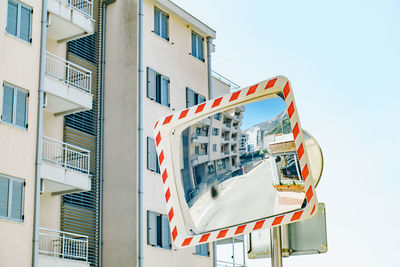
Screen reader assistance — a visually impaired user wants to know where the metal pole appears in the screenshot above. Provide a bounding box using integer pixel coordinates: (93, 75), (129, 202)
(270, 226), (283, 267)
(32, 0), (47, 264)
(138, 0), (144, 267)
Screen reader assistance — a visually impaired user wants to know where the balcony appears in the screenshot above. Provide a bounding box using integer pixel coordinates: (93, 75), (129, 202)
(191, 154), (209, 165)
(201, 118), (211, 125)
(47, 0), (94, 42)
(41, 136), (91, 195)
(191, 133), (209, 144)
(44, 52), (92, 116)
(38, 228), (90, 267)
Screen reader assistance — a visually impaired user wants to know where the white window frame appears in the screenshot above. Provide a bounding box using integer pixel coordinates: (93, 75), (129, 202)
(6, 0), (32, 43)
(0, 174), (25, 222)
(2, 83), (29, 130)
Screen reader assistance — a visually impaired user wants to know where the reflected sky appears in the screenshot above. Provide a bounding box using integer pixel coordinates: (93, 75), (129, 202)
(241, 97), (286, 130)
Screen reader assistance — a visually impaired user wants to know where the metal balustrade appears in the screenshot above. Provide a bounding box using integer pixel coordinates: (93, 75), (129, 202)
(216, 260), (246, 267)
(39, 228), (88, 261)
(42, 136), (90, 174)
(56, 0), (93, 18)
(45, 52), (92, 93)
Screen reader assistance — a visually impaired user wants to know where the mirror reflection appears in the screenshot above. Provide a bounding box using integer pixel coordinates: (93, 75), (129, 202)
(180, 96), (306, 233)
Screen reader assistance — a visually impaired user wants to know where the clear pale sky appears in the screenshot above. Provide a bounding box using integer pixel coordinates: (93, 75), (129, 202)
(172, 0), (400, 266)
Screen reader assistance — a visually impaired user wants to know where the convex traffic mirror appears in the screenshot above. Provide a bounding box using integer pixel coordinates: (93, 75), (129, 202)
(153, 76), (318, 247)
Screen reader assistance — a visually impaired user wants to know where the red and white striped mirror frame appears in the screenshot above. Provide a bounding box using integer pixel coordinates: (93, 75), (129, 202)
(153, 75), (318, 248)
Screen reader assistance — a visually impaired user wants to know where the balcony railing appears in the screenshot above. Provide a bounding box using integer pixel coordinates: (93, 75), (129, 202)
(216, 260), (246, 267)
(57, 0), (93, 18)
(45, 52), (92, 93)
(39, 228), (88, 261)
(42, 136), (90, 174)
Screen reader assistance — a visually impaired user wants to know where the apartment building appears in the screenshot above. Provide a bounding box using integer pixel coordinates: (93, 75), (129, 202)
(0, 0), (239, 266)
(1, 0), (96, 266)
(102, 0), (223, 266)
(181, 106), (243, 204)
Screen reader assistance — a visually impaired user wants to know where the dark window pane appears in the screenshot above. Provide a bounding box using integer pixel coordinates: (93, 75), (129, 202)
(20, 6), (31, 42)
(198, 36), (204, 61)
(7, 1), (18, 36)
(11, 181), (23, 220)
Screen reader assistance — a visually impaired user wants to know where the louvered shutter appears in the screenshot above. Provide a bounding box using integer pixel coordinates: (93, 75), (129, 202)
(161, 12), (168, 40)
(147, 211), (157, 246)
(147, 67), (156, 100)
(186, 88), (195, 108)
(0, 178), (9, 217)
(198, 36), (204, 61)
(147, 138), (157, 171)
(161, 214), (171, 249)
(15, 89), (28, 128)
(198, 95), (206, 104)
(191, 32), (196, 57)
(10, 180), (24, 220)
(154, 8), (160, 36)
(160, 76), (169, 107)
(20, 6), (31, 42)
(2, 85), (14, 124)
(7, 1), (18, 36)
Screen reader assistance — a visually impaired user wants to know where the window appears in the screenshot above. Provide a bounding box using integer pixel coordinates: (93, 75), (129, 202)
(191, 31), (204, 61)
(212, 128), (219, 136)
(186, 88), (206, 108)
(2, 83), (28, 129)
(147, 210), (171, 249)
(196, 243), (210, 257)
(0, 175), (24, 221)
(147, 67), (170, 107)
(154, 7), (168, 41)
(214, 113), (221, 120)
(195, 146), (199, 155)
(7, 0), (32, 43)
(213, 144), (217, 152)
(147, 137), (160, 173)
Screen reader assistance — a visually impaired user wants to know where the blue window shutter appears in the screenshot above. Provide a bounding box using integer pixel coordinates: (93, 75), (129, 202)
(147, 137), (157, 172)
(161, 214), (171, 249)
(20, 6), (31, 42)
(7, 1), (18, 36)
(147, 211), (157, 246)
(191, 32), (196, 57)
(154, 8), (160, 36)
(147, 67), (156, 100)
(160, 76), (169, 107)
(186, 87), (195, 108)
(10, 180), (23, 220)
(2, 85), (14, 124)
(161, 13), (168, 40)
(15, 90), (28, 128)
(198, 95), (206, 104)
(0, 178), (9, 217)
(198, 36), (204, 61)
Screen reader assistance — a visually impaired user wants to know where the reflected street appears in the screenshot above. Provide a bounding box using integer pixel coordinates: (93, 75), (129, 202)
(190, 158), (277, 232)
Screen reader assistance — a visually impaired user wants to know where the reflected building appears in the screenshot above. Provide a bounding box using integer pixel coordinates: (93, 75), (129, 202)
(246, 127), (261, 152)
(239, 133), (249, 155)
(181, 106), (244, 203)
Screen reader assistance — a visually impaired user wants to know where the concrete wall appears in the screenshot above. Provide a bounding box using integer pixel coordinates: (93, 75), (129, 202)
(102, 0), (139, 265)
(0, 0), (42, 265)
